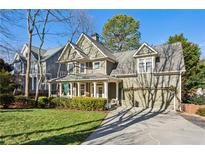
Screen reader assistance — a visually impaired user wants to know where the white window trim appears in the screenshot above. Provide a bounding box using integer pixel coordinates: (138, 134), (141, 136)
(79, 63), (86, 74)
(137, 57), (154, 74)
(93, 61), (101, 70)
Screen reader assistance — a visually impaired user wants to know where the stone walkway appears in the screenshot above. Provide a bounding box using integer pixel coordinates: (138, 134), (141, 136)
(82, 107), (205, 145)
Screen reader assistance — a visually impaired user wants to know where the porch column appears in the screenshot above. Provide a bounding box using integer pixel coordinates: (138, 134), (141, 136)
(48, 82), (51, 97)
(116, 82), (119, 100)
(59, 82), (62, 97)
(104, 81), (108, 99)
(31, 76), (34, 90)
(93, 82), (97, 97)
(77, 82), (80, 96)
(70, 82), (73, 97)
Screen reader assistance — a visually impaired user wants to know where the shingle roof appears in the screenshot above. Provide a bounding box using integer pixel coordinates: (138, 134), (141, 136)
(41, 46), (64, 61)
(54, 73), (120, 82)
(153, 42), (185, 72)
(111, 42), (185, 75)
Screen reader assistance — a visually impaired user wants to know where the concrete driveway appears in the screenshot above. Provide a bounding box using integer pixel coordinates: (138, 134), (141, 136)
(82, 107), (205, 145)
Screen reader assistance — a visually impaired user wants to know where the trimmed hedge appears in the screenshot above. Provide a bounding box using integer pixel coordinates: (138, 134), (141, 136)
(50, 97), (107, 111)
(196, 108), (205, 117)
(0, 94), (14, 108)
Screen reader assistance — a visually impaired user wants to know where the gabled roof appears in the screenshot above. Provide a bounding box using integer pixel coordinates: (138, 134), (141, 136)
(58, 41), (88, 62)
(133, 42), (158, 57)
(13, 44), (63, 64)
(111, 42), (185, 76)
(12, 53), (27, 64)
(77, 33), (117, 62)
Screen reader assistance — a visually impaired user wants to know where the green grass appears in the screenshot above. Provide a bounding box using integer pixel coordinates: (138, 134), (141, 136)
(0, 109), (107, 145)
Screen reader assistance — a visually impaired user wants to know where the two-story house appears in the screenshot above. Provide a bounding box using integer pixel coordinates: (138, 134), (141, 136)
(48, 33), (185, 110)
(12, 44), (67, 94)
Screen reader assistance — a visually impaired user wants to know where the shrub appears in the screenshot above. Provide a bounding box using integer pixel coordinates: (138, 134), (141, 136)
(51, 97), (107, 111)
(50, 97), (72, 108)
(14, 95), (35, 108)
(38, 96), (48, 108)
(184, 95), (205, 105)
(196, 108), (205, 117)
(0, 94), (14, 108)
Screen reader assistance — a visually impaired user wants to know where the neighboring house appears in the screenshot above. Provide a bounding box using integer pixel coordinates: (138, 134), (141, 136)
(12, 44), (67, 94)
(48, 33), (185, 110)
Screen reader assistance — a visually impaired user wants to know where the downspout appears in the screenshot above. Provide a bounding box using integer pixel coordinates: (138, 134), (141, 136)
(179, 71), (182, 111)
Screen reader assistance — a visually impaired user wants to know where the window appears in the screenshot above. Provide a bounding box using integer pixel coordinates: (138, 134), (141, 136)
(80, 63), (85, 73)
(93, 62), (100, 70)
(139, 59), (145, 73)
(146, 58), (152, 72)
(88, 62), (93, 69)
(156, 57), (160, 62)
(67, 63), (74, 74)
(80, 84), (85, 96)
(138, 58), (153, 73)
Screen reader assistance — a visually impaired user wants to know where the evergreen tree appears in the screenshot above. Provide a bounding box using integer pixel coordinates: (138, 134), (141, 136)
(103, 14), (140, 52)
(168, 34), (202, 97)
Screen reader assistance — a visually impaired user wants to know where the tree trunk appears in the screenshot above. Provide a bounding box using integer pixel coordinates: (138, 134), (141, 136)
(35, 63), (43, 104)
(25, 33), (32, 97)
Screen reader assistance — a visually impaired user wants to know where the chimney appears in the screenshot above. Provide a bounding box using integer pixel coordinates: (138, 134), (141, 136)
(91, 33), (99, 42)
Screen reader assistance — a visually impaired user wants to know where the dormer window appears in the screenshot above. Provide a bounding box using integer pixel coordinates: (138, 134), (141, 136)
(67, 63), (74, 74)
(93, 61), (100, 70)
(138, 57), (153, 73)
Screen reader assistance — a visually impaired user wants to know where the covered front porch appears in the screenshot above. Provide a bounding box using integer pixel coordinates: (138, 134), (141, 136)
(48, 74), (121, 102)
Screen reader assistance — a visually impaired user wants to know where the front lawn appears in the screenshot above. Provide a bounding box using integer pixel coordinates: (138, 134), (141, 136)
(0, 109), (107, 145)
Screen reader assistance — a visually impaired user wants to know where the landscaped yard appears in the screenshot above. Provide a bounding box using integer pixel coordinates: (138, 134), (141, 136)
(0, 109), (107, 145)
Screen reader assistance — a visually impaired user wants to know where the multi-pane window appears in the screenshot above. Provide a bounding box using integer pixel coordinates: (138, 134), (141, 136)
(146, 58), (152, 72)
(67, 63), (74, 74)
(138, 58), (153, 73)
(139, 59), (145, 72)
(93, 62), (100, 70)
(80, 84), (85, 96)
(80, 63), (85, 73)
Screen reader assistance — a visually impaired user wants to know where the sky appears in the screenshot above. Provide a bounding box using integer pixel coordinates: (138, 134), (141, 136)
(1, 9), (205, 61)
(87, 9), (205, 58)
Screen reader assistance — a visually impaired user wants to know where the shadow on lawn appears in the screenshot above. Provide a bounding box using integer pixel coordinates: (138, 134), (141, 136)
(1, 107), (169, 145)
(22, 127), (97, 145)
(0, 109), (34, 113)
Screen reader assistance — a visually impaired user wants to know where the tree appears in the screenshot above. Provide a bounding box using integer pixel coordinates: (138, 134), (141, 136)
(103, 14), (140, 52)
(25, 10), (40, 97)
(34, 10), (50, 103)
(0, 58), (15, 108)
(168, 33), (201, 97)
